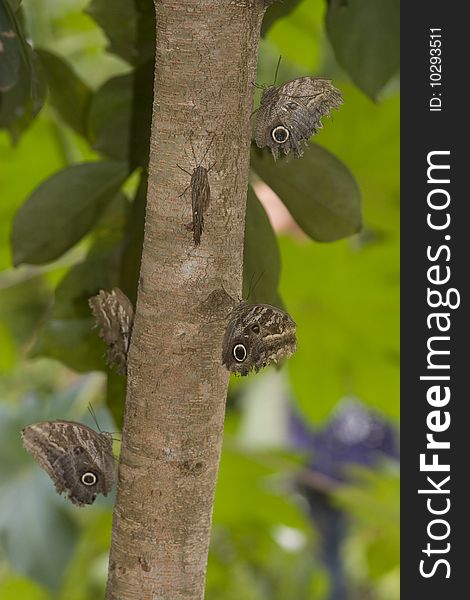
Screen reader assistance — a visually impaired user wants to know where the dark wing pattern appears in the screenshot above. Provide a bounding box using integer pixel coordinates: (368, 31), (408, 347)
(89, 288), (134, 374)
(222, 302), (297, 376)
(21, 420), (115, 506)
(254, 77), (343, 159)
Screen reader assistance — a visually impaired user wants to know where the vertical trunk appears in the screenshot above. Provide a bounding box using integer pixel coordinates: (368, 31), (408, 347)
(105, 1), (267, 599)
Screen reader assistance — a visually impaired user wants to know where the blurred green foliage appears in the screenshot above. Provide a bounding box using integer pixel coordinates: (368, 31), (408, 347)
(0, 0), (399, 599)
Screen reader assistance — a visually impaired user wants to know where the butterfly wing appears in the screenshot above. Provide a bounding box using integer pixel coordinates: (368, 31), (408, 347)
(21, 421), (115, 506)
(222, 302), (297, 375)
(53, 437), (114, 506)
(255, 77), (343, 158)
(249, 304), (297, 372)
(21, 421), (69, 495)
(254, 86), (285, 155)
(221, 302), (253, 376)
(89, 288), (134, 374)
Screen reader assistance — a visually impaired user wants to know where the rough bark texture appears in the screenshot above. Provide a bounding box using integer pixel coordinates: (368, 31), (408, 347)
(105, 1), (266, 599)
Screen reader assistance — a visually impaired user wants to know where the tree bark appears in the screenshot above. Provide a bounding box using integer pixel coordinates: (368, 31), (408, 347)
(105, 1), (267, 599)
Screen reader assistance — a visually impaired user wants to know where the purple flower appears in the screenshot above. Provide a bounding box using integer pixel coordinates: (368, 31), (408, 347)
(290, 398), (399, 485)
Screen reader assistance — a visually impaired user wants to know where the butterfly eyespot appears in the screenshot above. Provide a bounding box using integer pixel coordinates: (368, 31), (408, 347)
(233, 344), (247, 362)
(271, 126), (290, 144)
(81, 472), (97, 486)
(251, 323), (260, 334)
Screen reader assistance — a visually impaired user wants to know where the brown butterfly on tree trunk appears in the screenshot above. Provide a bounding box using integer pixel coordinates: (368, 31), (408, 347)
(254, 76), (343, 159)
(89, 288), (134, 374)
(222, 301), (297, 376)
(21, 420), (116, 506)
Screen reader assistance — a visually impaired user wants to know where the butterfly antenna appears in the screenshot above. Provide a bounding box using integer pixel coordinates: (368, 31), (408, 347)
(176, 164), (192, 177)
(273, 55), (282, 86)
(246, 271), (264, 301)
(247, 271), (256, 300)
(190, 139), (198, 167)
(200, 133), (216, 167)
(88, 403), (102, 432)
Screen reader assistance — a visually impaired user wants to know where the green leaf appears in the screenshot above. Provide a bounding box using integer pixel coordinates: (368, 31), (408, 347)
(89, 62), (153, 166)
(0, 2), (21, 91)
(213, 446), (308, 530)
(128, 60), (154, 168)
(326, 0), (399, 100)
(89, 73), (132, 161)
(31, 317), (105, 373)
(280, 235), (399, 421)
(31, 196), (129, 372)
(0, 576), (50, 600)
(274, 86), (399, 422)
(60, 511), (112, 600)
(0, 403), (78, 590)
(0, 116), (70, 270)
(106, 368), (127, 432)
(85, 0), (155, 66)
(261, 0), (305, 37)
(243, 187), (281, 306)
(306, 84), (399, 236)
(85, 0), (138, 63)
(251, 144), (362, 242)
(0, 273), (51, 365)
(262, 0), (325, 71)
(0, 320), (15, 371)
(0, 1), (46, 139)
(119, 171), (147, 303)
(11, 160), (129, 266)
(36, 48), (92, 139)
(5, 0), (23, 11)
(334, 467), (400, 578)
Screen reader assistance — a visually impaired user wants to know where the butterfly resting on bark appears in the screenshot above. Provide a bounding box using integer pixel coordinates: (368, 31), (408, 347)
(254, 77), (343, 159)
(222, 302), (297, 376)
(21, 420), (115, 506)
(89, 287), (134, 374)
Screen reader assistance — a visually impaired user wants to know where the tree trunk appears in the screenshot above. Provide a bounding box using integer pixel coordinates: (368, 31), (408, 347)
(105, 1), (267, 599)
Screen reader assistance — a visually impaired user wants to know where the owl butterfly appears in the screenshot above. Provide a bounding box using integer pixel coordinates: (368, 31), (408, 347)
(222, 302), (297, 376)
(21, 421), (115, 506)
(89, 288), (134, 374)
(178, 136), (215, 246)
(254, 77), (343, 159)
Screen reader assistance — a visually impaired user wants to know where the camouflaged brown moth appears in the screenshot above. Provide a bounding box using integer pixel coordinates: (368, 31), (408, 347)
(177, 136), (216, 246)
